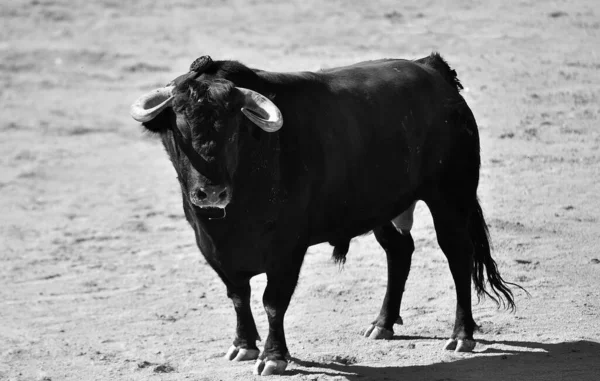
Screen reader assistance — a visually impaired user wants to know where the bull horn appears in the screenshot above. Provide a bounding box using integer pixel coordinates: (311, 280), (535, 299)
(237, 87), (283, 132)
(130, 86), (175, 122)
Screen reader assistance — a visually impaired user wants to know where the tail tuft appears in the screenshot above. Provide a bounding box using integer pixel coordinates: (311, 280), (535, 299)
(469, 200), (528, 310)
(331, 239), (350, 265)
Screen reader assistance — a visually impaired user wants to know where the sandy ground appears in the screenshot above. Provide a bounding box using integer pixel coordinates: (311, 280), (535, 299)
(1, 0), (599, 380)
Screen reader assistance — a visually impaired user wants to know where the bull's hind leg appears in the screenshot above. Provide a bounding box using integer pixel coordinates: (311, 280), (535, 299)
(224, 282), (261, 361)
(363, 220), (415, 340)
(426, 199), (477, 352)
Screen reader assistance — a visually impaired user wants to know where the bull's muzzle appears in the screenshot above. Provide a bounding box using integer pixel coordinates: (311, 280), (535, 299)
(189, 184), (230, 210)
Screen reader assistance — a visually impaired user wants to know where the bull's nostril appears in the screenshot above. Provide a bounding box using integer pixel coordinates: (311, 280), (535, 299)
(218, 189), (228, 201)
(196, 189), (208, 201)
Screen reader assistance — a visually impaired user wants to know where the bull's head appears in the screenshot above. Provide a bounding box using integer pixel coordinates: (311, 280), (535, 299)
(130, 74), (282, 219)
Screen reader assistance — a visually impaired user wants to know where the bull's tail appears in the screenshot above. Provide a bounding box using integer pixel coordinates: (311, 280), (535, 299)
(469, 199), (527, 310)
(415, 52), (464, 93)
(331, 239), (350, 265)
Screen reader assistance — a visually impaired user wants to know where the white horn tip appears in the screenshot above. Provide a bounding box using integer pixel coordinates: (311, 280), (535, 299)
(130, 86), (174, 123)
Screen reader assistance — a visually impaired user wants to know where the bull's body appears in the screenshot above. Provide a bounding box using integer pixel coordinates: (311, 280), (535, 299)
(188, 58), (460, 269)
(134, 53), (516, 375)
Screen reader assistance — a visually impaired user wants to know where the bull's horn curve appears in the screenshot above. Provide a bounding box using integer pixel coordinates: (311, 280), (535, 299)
(237, 87), (283, 132)
(130, 86), (175, 122)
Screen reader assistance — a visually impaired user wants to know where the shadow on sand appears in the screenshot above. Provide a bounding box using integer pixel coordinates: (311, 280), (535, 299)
(287, 339), (600, 381)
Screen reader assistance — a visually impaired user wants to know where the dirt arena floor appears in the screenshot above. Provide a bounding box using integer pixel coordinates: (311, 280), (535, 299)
(1, 0), (599, 380)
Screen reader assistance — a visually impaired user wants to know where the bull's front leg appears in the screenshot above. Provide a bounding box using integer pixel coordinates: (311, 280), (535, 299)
(253, 251), (305, 376)
(224, 282), (261, 361)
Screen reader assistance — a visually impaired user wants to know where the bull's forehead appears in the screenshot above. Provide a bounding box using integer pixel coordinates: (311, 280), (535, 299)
(173, 79), (211, 103)
(173, 78), (236, 126)
(174, 77), (234, 101)
(174, 111), (213, 142)
(173, 112), (220, 163)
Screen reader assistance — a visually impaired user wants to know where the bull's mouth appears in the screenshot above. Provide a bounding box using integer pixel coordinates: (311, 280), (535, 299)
(193, 205), (227, 219)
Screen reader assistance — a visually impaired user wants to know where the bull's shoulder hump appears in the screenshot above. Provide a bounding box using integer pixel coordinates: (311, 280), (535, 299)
(321, 59), (434, 92)
(322, 59), (431, 82)
(320, 58), (413, 72)
(254, 69), (326, 87)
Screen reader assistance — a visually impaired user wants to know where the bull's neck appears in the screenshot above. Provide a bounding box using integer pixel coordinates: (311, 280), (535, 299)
(236, 127), (283, 197)
(192, 129), (282, 256)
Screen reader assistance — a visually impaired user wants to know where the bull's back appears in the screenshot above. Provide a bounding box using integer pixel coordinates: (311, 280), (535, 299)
(297, 59), (462, 239)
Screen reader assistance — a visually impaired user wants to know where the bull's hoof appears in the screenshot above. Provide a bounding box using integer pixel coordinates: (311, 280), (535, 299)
(443, 338), (457, 350)
(362, 324), (393, 340)
(224, 345), (260, 361)
(456, 339), (476, 352)
(253, 358), (287, 376)
(443, 338), (476, 352)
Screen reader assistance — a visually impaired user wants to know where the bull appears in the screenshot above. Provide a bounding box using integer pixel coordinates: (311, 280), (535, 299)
(130, 53), (518, 376)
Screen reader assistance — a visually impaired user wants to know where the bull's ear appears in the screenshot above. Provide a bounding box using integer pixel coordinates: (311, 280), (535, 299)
(142, 107), (173, 133)
(246, 122), (262, 141)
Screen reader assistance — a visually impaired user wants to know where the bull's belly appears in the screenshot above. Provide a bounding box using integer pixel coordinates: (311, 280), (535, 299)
(306, 189), (417, 246)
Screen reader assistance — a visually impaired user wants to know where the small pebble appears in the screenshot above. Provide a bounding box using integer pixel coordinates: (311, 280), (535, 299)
(153, 364), (175, 373)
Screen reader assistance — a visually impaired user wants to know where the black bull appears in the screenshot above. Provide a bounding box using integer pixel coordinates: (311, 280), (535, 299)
(131, 53), (519, 376)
